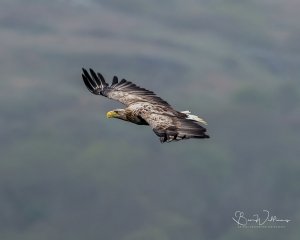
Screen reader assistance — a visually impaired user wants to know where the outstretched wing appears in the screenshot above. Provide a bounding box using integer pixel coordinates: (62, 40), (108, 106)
(82, 68), (170, 107)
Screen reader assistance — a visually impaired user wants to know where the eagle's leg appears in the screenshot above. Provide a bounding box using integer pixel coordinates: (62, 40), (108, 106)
(153, 129), (168, 143)
(160, 135), (167, 143)
(165, 126), (179, 142)
(154, 127), (180, 143)
(159, 132), (185, 142)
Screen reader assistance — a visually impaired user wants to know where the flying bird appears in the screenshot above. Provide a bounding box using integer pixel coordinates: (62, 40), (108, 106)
(82, 68), (209, 143)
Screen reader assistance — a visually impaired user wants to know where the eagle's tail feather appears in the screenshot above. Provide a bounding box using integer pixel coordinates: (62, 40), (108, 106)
(181, 110), (208, 125)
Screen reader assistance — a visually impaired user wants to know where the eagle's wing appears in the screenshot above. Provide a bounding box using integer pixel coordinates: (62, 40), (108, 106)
(82, 68), (170, 107)
(135, 104), (209, 142)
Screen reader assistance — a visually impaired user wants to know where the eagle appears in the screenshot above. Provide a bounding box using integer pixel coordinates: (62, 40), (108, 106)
(82, 68), (209, 143)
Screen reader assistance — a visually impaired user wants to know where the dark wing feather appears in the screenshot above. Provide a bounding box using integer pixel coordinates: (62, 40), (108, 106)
(111, 76), (118, 86)
(82, 68), (108, 95)
(82, 68), (170, 107)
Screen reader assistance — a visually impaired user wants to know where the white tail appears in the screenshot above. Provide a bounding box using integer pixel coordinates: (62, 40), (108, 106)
(181, 110), (208, 125)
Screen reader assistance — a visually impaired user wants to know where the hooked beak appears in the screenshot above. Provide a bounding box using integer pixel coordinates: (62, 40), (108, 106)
(106, 111), (117, 118)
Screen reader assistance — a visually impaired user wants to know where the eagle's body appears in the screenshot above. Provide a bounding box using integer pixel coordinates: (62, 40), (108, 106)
(82, 68), (209, 143)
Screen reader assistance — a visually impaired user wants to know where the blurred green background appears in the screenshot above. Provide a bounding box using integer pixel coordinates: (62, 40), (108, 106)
(1, 0), (300, 239)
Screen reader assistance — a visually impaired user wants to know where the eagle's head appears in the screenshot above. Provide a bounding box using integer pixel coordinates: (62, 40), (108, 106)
(106, 109), (128, 121)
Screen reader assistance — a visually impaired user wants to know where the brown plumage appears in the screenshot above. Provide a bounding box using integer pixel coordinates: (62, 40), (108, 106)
(82, 68), (209, 143)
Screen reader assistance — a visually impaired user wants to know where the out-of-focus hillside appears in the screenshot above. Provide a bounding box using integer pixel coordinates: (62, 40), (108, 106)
(0, 0), (300, 240)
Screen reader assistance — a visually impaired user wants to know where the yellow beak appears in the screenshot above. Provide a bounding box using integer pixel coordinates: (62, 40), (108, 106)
(106, 111), (117, 118)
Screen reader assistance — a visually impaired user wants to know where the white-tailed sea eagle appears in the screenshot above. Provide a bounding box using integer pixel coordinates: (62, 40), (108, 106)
(82, 68), (209, 143)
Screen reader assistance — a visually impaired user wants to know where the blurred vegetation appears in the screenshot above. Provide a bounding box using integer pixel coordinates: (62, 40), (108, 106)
(0, 0), (300, 239)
